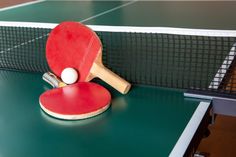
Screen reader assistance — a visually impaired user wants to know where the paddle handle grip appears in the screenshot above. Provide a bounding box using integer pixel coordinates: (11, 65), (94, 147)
(91, 63), (131, 94)
(43, 72), (67, 88)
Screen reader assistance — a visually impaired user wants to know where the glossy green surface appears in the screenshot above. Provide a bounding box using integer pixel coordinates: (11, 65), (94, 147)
(0, 1), (236, 29)
(85, 1), (236, 29)
(0, 1), (129, 23)
(0, 1), (210, 156)
(0, 70), (200, 157)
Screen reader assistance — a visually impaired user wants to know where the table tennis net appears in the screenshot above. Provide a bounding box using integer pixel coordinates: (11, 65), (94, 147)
(0, 22), (236, 97)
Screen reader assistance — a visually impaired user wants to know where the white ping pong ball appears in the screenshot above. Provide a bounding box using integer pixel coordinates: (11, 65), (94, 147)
(61, 68), (78, 84)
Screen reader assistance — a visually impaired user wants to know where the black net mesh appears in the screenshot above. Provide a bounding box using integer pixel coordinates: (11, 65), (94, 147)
(0, 26), (50, 72)
(0, 25), (235, 96)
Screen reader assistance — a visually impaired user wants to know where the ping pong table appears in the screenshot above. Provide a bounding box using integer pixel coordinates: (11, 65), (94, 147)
(1, 1), (236, 156)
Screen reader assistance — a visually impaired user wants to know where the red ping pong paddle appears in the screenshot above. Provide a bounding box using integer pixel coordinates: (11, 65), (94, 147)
(46, 21), (131, 94)
(39, 82), (111, 120)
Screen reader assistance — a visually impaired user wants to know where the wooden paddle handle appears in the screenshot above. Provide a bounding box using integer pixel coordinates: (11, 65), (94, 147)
(91, 63), (131, 94)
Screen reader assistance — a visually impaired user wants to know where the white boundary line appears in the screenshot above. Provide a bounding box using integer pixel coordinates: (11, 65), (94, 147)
(0, 21), (57, 29)
(0, 0), (46, 12)
(89, 26), (236, 37)
(1, 21), (236, 37)
(169, 101), (211, 157)
(184, 93), (236, 102)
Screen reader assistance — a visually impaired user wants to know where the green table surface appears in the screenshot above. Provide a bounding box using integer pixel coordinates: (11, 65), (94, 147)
(0, 1), (236, 29)
(0, 70), (204, 157)
(0, 1), (213, 156)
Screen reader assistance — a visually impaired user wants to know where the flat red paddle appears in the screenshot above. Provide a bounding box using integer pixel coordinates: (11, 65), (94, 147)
(39, 82), (111, 120)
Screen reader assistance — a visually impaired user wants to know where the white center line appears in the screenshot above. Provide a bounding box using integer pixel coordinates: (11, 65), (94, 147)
(80, 0), (138, 23)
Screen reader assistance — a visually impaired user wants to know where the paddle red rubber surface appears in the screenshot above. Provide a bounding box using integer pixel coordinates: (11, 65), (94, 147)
(39, 82), (111, 120)
(46, 21), (101, 81)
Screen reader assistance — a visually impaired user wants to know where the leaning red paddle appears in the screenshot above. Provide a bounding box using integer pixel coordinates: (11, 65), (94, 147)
(46, 21), (131, 94)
